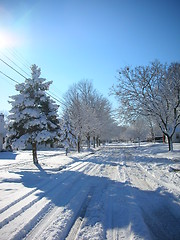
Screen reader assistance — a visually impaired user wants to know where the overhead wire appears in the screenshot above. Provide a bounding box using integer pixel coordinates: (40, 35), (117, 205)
(5, 47), (30, 70)
(1, 73), (16, 87)
(48, 89), (65, 103)
(0, 70), (19, 84)
(0, 58), (27, 79)
(0, 50), (31, 77)
(15, 48), (65, 101)
(4, 47), (65, 102)
(12, 48), (32, 66)
(0, 69), (66, 107)
(0, 48), (66, 107)
(46, 92), (66, 107)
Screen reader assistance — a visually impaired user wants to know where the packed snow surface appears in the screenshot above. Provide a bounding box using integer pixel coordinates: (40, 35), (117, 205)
(0, 143), (180, 240)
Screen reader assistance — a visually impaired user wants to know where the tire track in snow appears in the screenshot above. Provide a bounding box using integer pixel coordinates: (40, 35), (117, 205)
(137, 162), (180, 197)
(124, 159), (180, 239)
(0, 159), (32, 171)
(24, 164), (102, 240)
(58, 186), (95, 240)
(65, 165), (108, 240)
(91, 147), (152, 239)
(105, 162), (151, 240)
(105, 163), (129, 240)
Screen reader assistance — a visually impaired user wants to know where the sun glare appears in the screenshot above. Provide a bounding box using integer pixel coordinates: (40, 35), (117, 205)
(0, 30), (20, 49)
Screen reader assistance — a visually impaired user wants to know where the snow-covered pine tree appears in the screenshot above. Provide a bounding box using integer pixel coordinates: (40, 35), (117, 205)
(7, 64), (61, 164)
(61, 113), (77, 155)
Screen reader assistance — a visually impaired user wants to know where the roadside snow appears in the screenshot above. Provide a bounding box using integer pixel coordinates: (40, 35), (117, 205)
(0, 143), (180, 239)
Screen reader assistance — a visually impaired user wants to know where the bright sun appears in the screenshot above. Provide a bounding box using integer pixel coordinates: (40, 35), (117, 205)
(0, 30), (19, 49)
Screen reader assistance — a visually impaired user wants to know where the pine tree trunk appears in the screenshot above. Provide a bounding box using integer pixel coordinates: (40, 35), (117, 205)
(167, 135), (173, 151)
(32, 142), (38, 164)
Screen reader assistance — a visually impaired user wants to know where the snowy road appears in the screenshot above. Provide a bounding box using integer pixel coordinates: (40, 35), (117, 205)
(0, 144), (180, 239)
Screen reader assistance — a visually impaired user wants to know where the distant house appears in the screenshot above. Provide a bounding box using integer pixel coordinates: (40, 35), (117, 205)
(173, 125), (180, 143)
(0, 114), (6, 151)
(153, 126), (180, 144)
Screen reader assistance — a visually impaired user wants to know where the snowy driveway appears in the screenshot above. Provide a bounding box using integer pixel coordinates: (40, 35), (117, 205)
(0, 144), (180, 239)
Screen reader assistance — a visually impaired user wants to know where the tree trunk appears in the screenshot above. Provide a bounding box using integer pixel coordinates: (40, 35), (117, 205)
(167, 135), (173, 151)
(32, 142), (38, 164)
(93, 136), (96, 148)
(150, 125), (155, 142)
(87, 134), (90, 149)
(163, 134), (166, 143)
(96, 137), (99, 147)
(77, 136), (81, 153)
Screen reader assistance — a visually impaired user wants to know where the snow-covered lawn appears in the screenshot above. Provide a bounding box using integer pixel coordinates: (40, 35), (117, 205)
(0, 143), (180, 239)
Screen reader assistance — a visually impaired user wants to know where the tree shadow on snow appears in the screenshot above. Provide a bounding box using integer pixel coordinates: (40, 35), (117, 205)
(69, 146), (177, 168)
(0, 151), (18, 160)
(7, 162), (180, 240)
(69, 153), (123, 167)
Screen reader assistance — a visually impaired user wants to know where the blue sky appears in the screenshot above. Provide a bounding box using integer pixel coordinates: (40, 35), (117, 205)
(0, 0), (180, 113)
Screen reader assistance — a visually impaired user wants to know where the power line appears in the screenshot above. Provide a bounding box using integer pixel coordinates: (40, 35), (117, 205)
(0, 70), (19, 84)
(0, 58), (27, 79)
(5, 47), (30, 70)
(49, 90), (65, 103)
(51, 83), (64, 97)
(0, 50), (31, 77)
(0, 69), (66, 106)
(13, 48), (31, 66)
(46, 92), (66, 107)
(0, 50), (66, 107)
(1, 74), (15, 87)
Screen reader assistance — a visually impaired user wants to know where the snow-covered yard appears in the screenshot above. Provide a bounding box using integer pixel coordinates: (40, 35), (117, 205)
(0, 143), (180, 240)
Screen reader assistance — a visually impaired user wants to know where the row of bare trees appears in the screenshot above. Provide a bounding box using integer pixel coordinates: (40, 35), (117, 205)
(63, 80), (118, 152)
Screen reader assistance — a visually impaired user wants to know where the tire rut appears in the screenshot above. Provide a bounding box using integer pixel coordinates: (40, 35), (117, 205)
(25, 164), (101, 240)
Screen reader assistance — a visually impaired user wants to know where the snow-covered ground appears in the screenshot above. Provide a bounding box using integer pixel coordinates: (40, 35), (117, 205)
(0, 143), (180, 240)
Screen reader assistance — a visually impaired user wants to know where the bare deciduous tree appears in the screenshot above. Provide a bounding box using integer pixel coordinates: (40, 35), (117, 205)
(112, 61), (180, 151)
